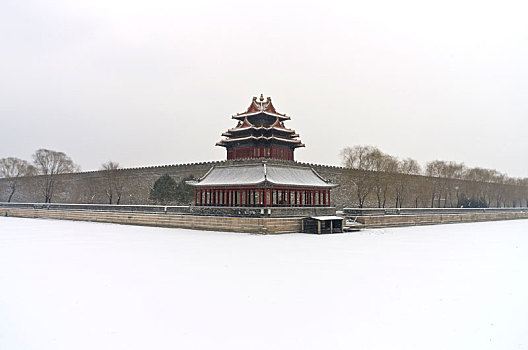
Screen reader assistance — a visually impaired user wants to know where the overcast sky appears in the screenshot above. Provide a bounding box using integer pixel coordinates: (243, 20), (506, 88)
(1, 0), (527, 177)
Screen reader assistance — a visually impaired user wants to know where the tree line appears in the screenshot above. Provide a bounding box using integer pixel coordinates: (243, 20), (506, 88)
(0, 149), (120, 204)
(0, 149), (79, 203)
(0, 149), (193, 205)
(340, 145), (528, 208)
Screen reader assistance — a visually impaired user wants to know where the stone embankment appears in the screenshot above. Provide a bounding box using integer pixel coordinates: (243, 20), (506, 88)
(344, 207), (528, 228)
(2, 204), (527, 233)
(1, 205), (302, 234)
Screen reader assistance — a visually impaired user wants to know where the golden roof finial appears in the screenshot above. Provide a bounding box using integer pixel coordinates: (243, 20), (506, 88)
(259, 94), (264, 102)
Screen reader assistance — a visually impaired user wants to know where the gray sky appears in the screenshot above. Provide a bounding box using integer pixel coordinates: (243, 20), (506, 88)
(1, 0), (527, 177)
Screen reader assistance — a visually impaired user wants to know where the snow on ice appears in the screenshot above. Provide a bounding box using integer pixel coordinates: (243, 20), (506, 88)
(1, 217), (528, 350)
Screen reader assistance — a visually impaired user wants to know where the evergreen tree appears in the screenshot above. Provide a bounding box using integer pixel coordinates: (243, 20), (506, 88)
(175, 175), (195, 204)
(149, 174), (178, 204)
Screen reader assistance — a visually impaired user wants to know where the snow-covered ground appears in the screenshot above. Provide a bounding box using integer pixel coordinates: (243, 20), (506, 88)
(1, 217), (527, 350)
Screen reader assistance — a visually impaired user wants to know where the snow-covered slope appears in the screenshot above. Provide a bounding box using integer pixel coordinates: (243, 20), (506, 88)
(1, 217), (527, 350)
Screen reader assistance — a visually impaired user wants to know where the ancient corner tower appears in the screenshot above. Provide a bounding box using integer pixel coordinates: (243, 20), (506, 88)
(216, 94), (305, 161)
(189, 95), (337, 208)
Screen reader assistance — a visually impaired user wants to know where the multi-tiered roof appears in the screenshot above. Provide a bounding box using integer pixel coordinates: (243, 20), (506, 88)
(189, 95), (337, 208)
(216, 94), (305, 160)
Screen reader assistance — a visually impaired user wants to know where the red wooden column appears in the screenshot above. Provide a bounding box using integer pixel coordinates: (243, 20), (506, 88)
(295, 190), (298, 206)
(263, 188), (267, 207)
(323, 189), (326, 206)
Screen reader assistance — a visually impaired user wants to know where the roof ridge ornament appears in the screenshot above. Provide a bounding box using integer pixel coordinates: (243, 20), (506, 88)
(259, 93), (265, 111)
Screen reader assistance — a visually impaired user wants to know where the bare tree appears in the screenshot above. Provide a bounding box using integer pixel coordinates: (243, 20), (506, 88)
(32, 149), (78, 203)
(340, 145), (379, 208)
(394, 158), (422, 208)
(0, 157), (37, 202)
(101, 161), (124, 204)
(371, 151), (398, 208)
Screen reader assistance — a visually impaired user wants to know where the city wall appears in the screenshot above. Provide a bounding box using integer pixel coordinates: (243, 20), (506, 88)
(0, 159), (526, 209)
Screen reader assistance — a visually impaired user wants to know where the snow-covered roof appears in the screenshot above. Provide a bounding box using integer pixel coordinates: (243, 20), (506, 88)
(310, 216), (344, 221)
(216, 135), (304, 146)
(232, 110), (290, 121)
(190, 164), (337, 188)
(224, 125), (297, 135)
(231, 95), (290, 121)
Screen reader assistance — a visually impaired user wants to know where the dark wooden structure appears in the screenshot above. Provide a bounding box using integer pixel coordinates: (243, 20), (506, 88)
(302, 216), (344, 234)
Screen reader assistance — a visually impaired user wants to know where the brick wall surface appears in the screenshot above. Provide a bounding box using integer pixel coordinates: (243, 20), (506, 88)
(1, 159), (526, 209)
